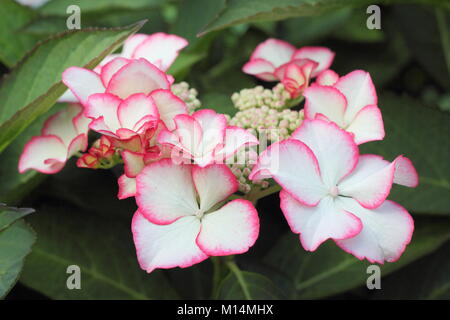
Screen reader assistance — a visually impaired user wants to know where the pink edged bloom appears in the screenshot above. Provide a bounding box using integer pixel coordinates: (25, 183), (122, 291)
(242, 38), (335, 82)
(62, 58), (171, 106)
(123, 32), (188, 71)
(249, 119), (418, 263)
(19, 104), (90, 174)
(86, 92), (159, 140)
(157, 109), (259, 167)
(58, 33), (187, 104)
(132, 160), (259, 272)
(85, 88), (187, 140)
(303, 70), (384, 145)
(277, 60), (318, 98)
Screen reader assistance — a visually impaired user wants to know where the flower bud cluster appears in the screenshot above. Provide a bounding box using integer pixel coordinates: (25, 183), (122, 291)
(228, 148), (270, 194)
(229, 107), (304, 142)
(231, 83), (291, 111)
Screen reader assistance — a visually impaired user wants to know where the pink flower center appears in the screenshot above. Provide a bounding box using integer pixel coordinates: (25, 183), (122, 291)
(329, 186), (339, 198)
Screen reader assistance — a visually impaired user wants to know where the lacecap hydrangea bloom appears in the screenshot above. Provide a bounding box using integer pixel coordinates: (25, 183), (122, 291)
(18, 33), (419, 274)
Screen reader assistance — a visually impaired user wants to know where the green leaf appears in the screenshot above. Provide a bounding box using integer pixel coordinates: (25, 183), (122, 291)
(199, 0), (450, 35)
(0, 20), (145, 154)
(373, 242), (450, 299)
(199, 0), (373, 35)
(38, 0), (163, 15)
(23, 9), (167, 37)
(392, 5), (450, 89)
(264, 218), (450, 299)
(0, 220), (36, 299)
(216, 266), (285, 299)
(20, 205), (178, 299)
(171, 0), (226, 44)
(360, 93), (450, 215)
(282, 8), (351, 44)
(0, 0), (40, 67)
(0, 205), (34, 231)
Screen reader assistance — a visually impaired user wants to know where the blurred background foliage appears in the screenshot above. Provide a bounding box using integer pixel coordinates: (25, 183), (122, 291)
(0, 0), (449, 300)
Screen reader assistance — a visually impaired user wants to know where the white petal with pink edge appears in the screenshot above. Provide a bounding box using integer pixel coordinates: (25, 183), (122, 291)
(132, 212), (207, 273)
(85, 93), (121, 132)
(42, 104), (82, 145)
(291, 119), (359, 188)
(193, 110), (227, 155)
(334, 70), (377, 123)
(192, 165), (238, 212)
(250, 38), (295, 68)
(242, 59), (277, 81)
(214, 127), (259, 162)
(346, 105), (384, 144)
(335, 197), (414, 264)
(106, 58), (170, 99)
(316, 70), (339, 86)
(338, 154), (396, 209)
(18, 136), (67, 174)
(62, 67), (105, 106)
(132, 32), (188, 71)
(303, 85), (347, 127)
(117, 174), (137, 199)
(280, 191), (362, 251)
(197, 199), (259, 256)
(121, 34), (148, 58)
(250, 139), (327, 206)
(292, 47), (335, 77)
(150, 89), (188, 130)
(117, 93), (159, 131)
(135, 159), (198, 224)
(393, 156), (419, 188)
(100, 57), (130, 88)
(122, 150), (145, 177)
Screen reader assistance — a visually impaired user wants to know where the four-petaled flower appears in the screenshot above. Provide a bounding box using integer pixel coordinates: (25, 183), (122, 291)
(242, 38), (335, 82)
(250, 119), (418, 263)
(132, 160), (260, 272)
(19, 104), (90, 174)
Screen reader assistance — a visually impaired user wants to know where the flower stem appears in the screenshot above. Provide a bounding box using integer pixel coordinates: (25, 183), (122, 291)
(211, 257), (222, 298)
(225, 258), (251, 300)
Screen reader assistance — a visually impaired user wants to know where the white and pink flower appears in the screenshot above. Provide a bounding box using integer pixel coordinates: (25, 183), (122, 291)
(304, 70), (384, 144)
(250, 119), (418, 263)
(59, 32), (187, 104)
(242, 38), (335, 82)
(19, 104), (90, 174)
(132, 160), (259, 272)
(157, 109), (259, 167)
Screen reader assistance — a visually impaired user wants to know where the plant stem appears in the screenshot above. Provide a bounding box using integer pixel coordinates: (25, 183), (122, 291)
(225, 259), (251, 300)
(211, 257), (222, 298)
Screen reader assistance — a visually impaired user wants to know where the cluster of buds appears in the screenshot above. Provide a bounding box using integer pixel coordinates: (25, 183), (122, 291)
(229, 107), (304, 142)
(77, 136), (119, 169)
(231, 83), (291, 111)
(228, 148), (269, 194)
(171, 81), (201, 114)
